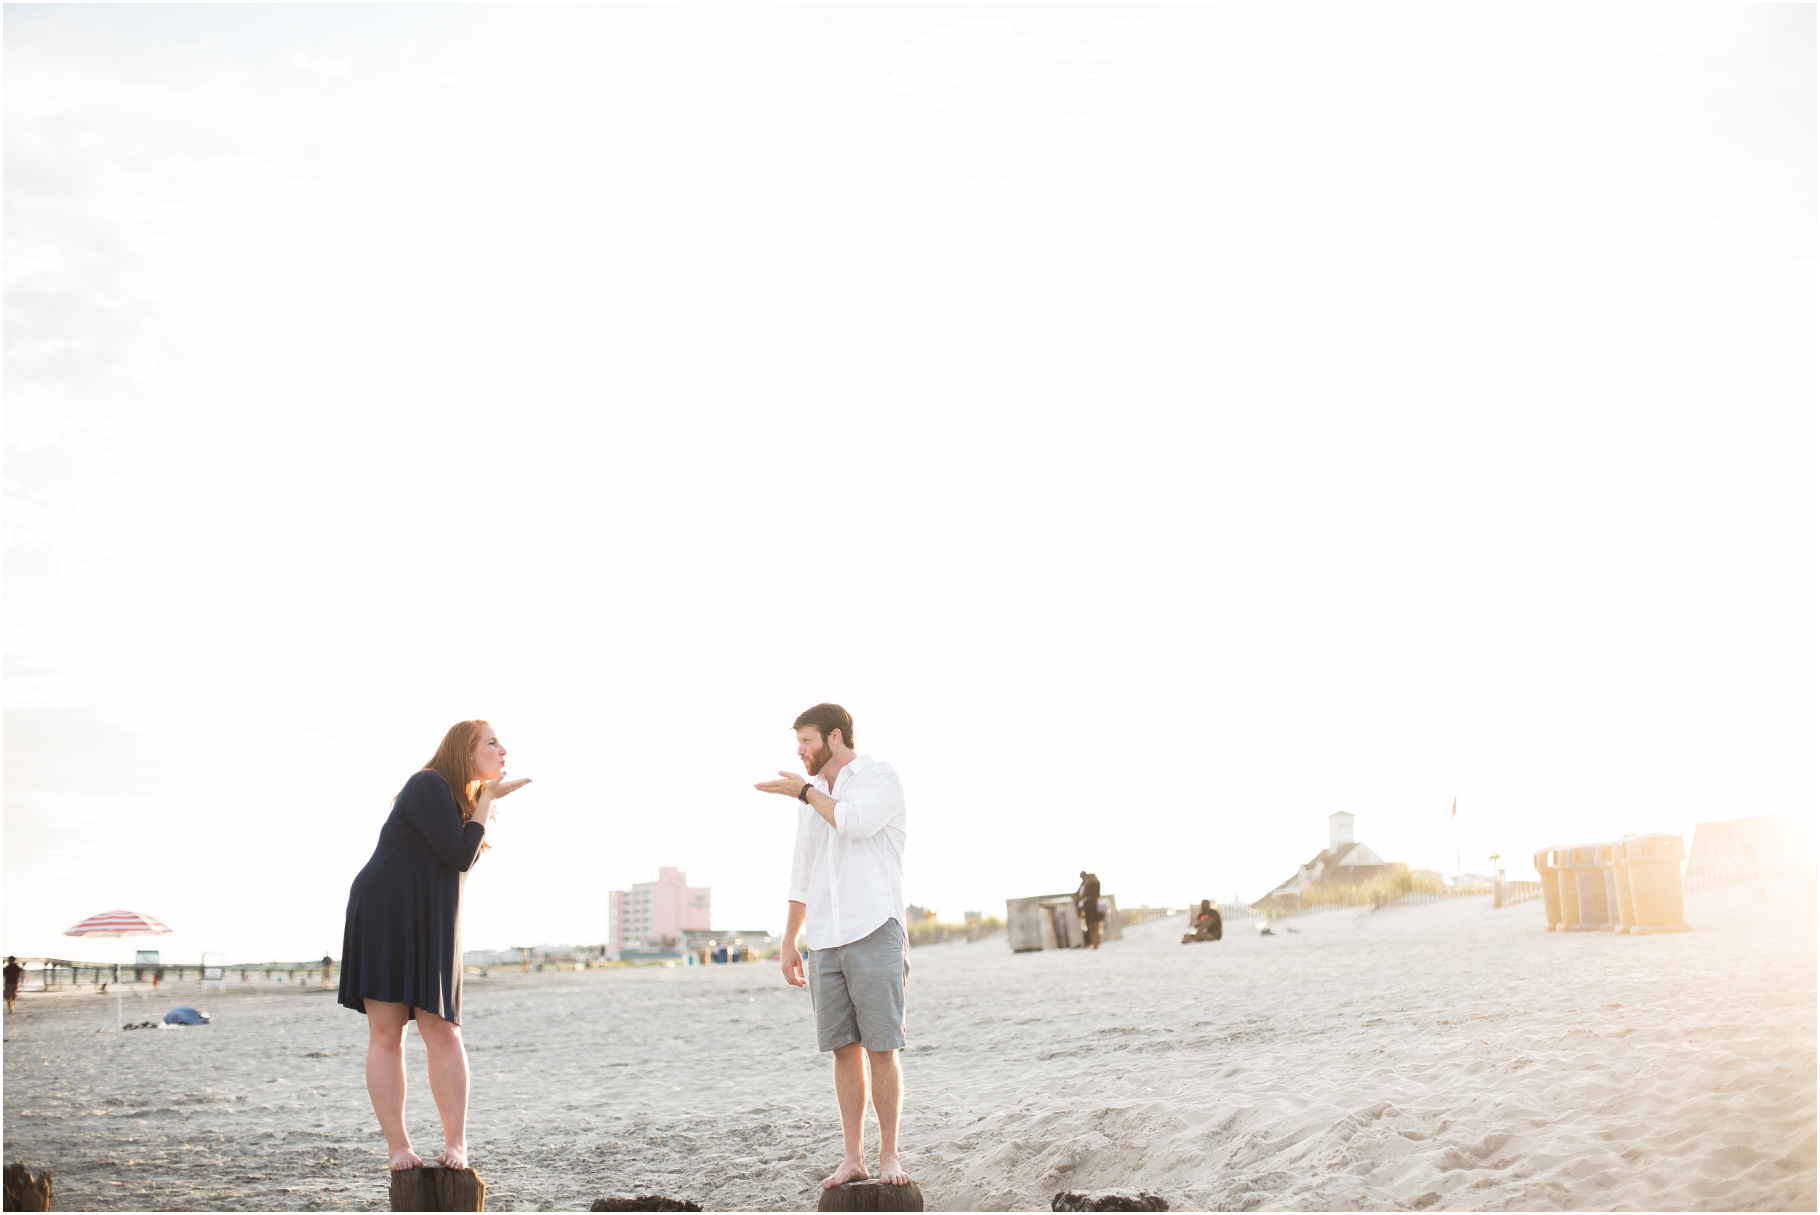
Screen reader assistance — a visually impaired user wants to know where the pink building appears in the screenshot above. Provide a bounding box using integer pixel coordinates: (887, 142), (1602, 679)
(609, 867), (710, 955)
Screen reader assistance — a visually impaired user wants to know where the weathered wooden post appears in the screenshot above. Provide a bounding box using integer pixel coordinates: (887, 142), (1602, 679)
(818, 1180), (924, 1212)
(589, 1198), (703, 1212)
(389, 1166), (485, 1211)
(3, 1164), (53, 1212)
(1051, 1191), (1168, 1211)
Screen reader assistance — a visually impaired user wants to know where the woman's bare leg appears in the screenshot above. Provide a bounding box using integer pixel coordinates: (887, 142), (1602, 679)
(363, 1001), (422, 1170)
(414, 1007), (470, 1168)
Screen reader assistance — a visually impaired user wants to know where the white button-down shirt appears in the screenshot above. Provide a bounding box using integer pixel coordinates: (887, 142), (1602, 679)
(787, 754), (906, 951)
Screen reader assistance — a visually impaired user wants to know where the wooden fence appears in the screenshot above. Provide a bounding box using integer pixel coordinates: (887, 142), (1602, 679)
(1269, 886), (1490, 919)
(1683, 859), (1813, 893)
(1117, 907), (1180, 928)
(1273, 898), (1367, 920)
(1497, 879), (1544, 907)
(14, 958), (338, 992)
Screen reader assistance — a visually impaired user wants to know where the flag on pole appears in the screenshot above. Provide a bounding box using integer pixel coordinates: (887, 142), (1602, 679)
(1452, 798), (1461, 881)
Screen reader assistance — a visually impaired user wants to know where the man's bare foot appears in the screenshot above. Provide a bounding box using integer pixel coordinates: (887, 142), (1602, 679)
(389, 1147), (424, 1171)
(878, 1154), (910, 1186)
(437, 1145), (468, 1170)
(821, 1156), (869, 1189)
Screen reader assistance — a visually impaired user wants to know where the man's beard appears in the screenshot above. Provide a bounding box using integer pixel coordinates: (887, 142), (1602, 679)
(805, 740), (833, 777)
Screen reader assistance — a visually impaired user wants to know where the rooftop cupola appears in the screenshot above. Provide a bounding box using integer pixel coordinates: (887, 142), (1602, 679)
(1329, 811), (1355, 851)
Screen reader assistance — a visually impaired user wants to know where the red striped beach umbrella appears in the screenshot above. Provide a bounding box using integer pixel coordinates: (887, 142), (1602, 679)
(65, 909), (172, 1028)
(64, 910), (173, 939)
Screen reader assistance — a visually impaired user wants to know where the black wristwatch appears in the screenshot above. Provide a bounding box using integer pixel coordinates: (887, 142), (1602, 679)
(798, 782), (813, 803)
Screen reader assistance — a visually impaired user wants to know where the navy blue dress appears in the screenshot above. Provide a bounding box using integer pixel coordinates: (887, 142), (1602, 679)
(338, 770), (486, 1025)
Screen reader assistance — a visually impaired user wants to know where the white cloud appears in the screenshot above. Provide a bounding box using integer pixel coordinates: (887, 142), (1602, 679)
(291, 50), (351, 76)
(888, 18), (1032, 116)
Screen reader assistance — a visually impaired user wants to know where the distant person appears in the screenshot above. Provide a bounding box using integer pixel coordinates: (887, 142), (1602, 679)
(756, 703), (911, 1191)
(338, 720), (530, 1172)
(4, 956), (22, 1012)
(321, 955), (333, 988)
(1181, 900), (1223, 943)
(1076, 871), (1104, 949)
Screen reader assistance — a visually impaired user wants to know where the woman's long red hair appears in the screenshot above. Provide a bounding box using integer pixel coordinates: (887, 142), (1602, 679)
(420, 720), (490, 824)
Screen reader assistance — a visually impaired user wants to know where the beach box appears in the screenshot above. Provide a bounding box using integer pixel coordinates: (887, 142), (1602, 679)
(1561, 844), (1609, 931)
(1595, 842), (1635, 933)
(1007, 895), (1075, 951)
(1534, 847), (1566, 930)
(1006, 892), (1125, 951)
(1552, 846), (1583, 929)
(1098, 897), (1123, 941)
(1624, 834), (1691, 934)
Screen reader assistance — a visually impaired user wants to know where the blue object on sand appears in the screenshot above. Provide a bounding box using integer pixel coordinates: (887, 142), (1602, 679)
(163, 1006), (211, 1025)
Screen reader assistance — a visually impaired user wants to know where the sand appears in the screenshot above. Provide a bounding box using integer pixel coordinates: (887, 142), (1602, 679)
(4, 874), (1813, 1211)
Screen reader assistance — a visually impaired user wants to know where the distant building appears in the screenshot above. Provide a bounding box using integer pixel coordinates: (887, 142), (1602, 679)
(608, 867), (710, 957)
(1255, 812), (1398, 912)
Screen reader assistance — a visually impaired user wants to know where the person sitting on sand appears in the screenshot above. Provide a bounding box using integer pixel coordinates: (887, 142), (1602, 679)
(338, 720), (529, 1173)
(1181, 900), (1223, 944)
(756, 703), (912, 1192)
(4, 956), (22, 1012)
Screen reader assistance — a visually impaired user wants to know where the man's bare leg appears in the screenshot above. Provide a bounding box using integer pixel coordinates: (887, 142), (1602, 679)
(823, 1042), (870, 1188)
(868, 1048), (908, 1185)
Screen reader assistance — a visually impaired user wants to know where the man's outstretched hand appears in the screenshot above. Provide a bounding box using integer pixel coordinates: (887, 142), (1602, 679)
(780, 944), (806, 988)
(755, 770), (809, 798)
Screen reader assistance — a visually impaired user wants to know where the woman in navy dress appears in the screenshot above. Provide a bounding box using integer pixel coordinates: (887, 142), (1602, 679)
(340, 720), (529, 1172)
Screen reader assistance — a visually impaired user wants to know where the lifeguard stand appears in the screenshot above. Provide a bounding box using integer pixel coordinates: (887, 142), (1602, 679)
(200, 951), (226, 992)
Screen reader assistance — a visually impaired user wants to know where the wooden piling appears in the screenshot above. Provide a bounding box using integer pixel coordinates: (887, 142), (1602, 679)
(818, 1179), (924, 1212)
(1050, 1191), (1168, 1212)
(3, 1164), (53, 1212)
(388, 1166), (485, 1212)
(588, 1197), (703, 1212)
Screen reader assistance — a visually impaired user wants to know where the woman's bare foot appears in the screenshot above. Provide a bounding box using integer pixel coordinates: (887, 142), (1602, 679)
(821, 1156), (869, 1189)
(878, 1154), (910, 1186)
(389, 1147), (424, 1171)
(437, 1145), (468, 1170)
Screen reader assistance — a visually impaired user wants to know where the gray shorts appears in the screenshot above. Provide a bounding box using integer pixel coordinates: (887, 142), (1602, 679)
(805, 918), (908, 1053)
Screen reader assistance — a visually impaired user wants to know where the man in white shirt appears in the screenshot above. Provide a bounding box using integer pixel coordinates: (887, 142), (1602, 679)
(755, 703), (910, 1191)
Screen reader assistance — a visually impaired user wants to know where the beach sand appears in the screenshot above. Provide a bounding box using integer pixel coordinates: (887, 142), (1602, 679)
(4, 874), (1812, 1211)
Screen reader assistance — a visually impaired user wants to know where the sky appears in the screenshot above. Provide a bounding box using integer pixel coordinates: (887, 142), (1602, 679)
(5, 3), (1814, 965)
